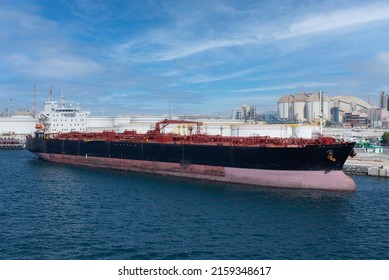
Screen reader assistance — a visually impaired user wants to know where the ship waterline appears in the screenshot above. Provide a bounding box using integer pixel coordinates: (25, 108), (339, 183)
(33, 152), (356, 190)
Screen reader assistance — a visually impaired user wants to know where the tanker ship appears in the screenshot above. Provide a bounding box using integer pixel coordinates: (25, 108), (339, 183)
(26, 119), (357, 191)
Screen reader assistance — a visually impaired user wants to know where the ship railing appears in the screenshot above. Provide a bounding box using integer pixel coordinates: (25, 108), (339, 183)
(51, 130), (342, 147)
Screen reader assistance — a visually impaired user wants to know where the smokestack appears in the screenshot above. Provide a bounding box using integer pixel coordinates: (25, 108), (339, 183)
(380, 91), (385, 108)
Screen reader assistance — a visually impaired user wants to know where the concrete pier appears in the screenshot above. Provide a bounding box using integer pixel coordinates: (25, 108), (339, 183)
(344, 148), (389, 177)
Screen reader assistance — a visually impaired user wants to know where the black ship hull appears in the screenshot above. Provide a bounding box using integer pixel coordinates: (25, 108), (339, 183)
(26, 137), (356, 190)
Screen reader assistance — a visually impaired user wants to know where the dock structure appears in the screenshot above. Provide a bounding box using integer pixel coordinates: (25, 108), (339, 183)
(344, 148), (389, 178)
(0, 144), (24, 149)
(0, 137), (24, 149)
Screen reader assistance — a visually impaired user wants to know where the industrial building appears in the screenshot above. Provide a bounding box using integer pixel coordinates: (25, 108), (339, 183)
(232, 105), (257, 121)
(370, 92), (389, 128)
(330, 96), (371, 123)
(380, 91), (389, 110)
(277, 92), (373, 124)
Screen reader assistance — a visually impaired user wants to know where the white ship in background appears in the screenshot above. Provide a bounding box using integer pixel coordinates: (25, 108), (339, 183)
(1, 86), (91, 138)
(40, 87), (90, 133)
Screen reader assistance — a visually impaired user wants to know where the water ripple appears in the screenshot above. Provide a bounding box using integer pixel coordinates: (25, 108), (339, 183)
(1, 150), (388, 259)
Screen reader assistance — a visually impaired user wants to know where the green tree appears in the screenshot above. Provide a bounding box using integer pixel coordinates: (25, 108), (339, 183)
(382, 132), (389, 145)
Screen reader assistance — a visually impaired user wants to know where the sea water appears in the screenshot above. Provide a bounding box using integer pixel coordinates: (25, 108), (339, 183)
(0, 150), (388, 260)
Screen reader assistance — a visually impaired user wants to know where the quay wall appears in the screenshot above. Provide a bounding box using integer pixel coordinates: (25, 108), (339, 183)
(344, 147), (389, 178)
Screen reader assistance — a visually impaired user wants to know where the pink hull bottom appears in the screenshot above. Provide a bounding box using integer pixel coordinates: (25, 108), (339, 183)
(36, 153), (356, 191)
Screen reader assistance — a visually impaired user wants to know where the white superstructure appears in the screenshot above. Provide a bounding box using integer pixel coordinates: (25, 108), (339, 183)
(40, 91), (90, 133)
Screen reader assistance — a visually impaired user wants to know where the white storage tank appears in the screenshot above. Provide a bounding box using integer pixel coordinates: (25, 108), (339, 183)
(306, 92), (330, 122)
(293, 93), (310, 122)
(277, 94), (294, 120)
(86, 116), (115, 131)
(231, 124), (292, 138)
(293, 125), (318, 139)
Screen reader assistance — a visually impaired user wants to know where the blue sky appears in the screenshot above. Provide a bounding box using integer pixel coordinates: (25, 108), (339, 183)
(1, 0), (389, 116)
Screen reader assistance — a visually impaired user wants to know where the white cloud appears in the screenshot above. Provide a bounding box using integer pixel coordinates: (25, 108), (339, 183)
(2, 53), (102, 80)
(354, 52), (389, 82)
(113, 3), (389, 63)
(155, 37), (260, 62)
(376, 52), (389, 66)
(0, 4), (103, 81)
(113, 35), (260, 63)
(279, 3), (389, 38)
(184, 66), (262, 84)
(0, 5), (57, 35)
(230, 82), (338, 93)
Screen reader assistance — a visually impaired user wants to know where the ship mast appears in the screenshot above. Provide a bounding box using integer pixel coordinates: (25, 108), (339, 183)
(32, 84), (37, 117)
(9, 97), (13, 116)
(49, 84), (53, 101)
(319, 91), (323, 135)
(60, 90), (65, 107)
